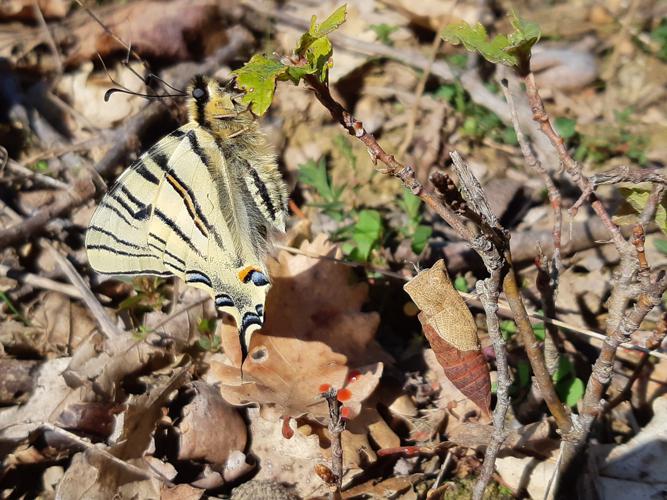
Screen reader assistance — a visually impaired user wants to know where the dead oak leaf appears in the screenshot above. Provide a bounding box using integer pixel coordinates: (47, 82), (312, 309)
(207, 235), (384, 420)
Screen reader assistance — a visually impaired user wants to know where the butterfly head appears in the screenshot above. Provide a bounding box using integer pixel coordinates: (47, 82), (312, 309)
(187, 75), (253, 138)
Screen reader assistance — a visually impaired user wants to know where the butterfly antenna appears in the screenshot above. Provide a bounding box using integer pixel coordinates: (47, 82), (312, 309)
(103, 87), (186, 102)
(146, 73), (186, 95)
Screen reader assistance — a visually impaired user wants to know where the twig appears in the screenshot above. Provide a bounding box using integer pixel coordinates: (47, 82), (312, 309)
(472, 272), (510, 500)
(32, 0), (63, 74)
(322, 387), (345, 490)
(46, 244), (125, 341)
(523, 72), (632, 255)
(274, 243), (667, 361)
(581, 275), (667, 420)
(589, 165), (667, 187)
(41, 423), (174, 485)
(397, 21), (445, 158)
(0, 179), (96, 248)
(0, 263), (82, 299)
(303, 74), (477, 244)
(604, 312), (667, 413)
(500, 78), (562, 280)
(5, 158), (69, 190)
(639, 184), (665, 227)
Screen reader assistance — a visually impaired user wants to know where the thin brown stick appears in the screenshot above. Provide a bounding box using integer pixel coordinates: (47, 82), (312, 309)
(397, 21), (445, 158)
(500, 78), (562, 279)
(502, 261), (572, 433)
(581, 276), (667, 421)
(472, 271), (509, 499)
(605, 312), (667, 413)
(303, 74), (477, 244)
(275, 243), (667, 360)
(322, 387), (345, 490)
(0, 263), (82, 299)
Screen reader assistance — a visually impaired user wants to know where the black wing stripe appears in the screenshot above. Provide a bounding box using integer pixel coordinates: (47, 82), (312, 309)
(110, 192), (140, 220)
(147, 242), (186, 267)
(148, 233), (167, 245)
(153, 208), (202, 257)
(119, 185), (147, 211)
(134, 159), (160, 185)
(100, 202), (137, 229)
(246, 162), (277, 221)
(185, 271), (212, 287)
(87, 244), (155, 260)
(98, 269), (172, 277)
(88, 225), (143, 250)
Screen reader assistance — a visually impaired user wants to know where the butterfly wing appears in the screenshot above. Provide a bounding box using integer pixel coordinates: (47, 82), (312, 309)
(86, 123), (272, 359)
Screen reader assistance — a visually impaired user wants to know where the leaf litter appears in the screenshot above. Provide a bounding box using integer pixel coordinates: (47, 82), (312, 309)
(1, 0), (667, 498)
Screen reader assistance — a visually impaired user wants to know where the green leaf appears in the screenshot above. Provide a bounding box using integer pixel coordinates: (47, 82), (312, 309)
(500, 319), (517, 340)
(557, 377), (585, 407)
(351, 209), (383, 261)
(31, 160), (49, 172)
(655, 239), (667, 254)
(299, 158), (339, 202)
(554, 117), (577, 139)
(454, 275), (468, 292)
(442, 11), (540, 70)
(533, 322), (545, 341)
(232, 54), (287, 115)
(411, 224), (432, 254)
(296, 4), (347, 56)
(552, 356), (573, 383)
(442, 22), (518, 66)
(370, 23), (399, 45)
(517, 360), (531, 388)
(399, 189), (422, 221)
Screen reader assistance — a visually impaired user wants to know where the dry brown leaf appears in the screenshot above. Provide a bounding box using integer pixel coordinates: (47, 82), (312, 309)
(404, 260), (491, 416)
(66, 0), (234, 65)
(177, 381), (247, 464)
(0, 358), (39, 405)
(0, 357), (79, 442)
(0, 0), (69, 20)
(341, 473), (424, 499)
(207, 235), (385, 420)
(246, 407), (329, 498)
(161, 484), (204, 500)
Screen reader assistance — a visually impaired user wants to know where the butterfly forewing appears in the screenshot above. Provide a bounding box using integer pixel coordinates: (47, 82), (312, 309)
(86, 122), (271, 358)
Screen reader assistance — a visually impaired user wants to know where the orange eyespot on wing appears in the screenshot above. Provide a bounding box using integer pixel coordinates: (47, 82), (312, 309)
(238, 266), (270, 286)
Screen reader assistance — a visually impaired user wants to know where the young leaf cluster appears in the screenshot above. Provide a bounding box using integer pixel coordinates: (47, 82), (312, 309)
(233, 5), (347, 115)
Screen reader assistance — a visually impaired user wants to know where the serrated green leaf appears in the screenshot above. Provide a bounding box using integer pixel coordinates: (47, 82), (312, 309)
(619, 186), (650, 213)
(232, 54), (287, 115)
(655, 239), (667, 254)
(411, 225), (432, 254)
(442, 22), (517, 66)
(296, 4), (347, 55)
(442, 12), (540, 69)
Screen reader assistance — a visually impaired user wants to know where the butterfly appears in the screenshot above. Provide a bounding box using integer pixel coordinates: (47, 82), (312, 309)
(86, 75), (288, 362)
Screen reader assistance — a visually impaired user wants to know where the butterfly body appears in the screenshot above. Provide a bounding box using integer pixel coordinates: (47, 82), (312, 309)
(86, 76), (288, 359)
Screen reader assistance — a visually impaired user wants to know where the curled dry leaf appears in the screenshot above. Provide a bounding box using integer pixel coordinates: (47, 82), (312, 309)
(207, 235), (384, 421)
(404, 260), (491, 416)
(177, 381), (247, 465)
